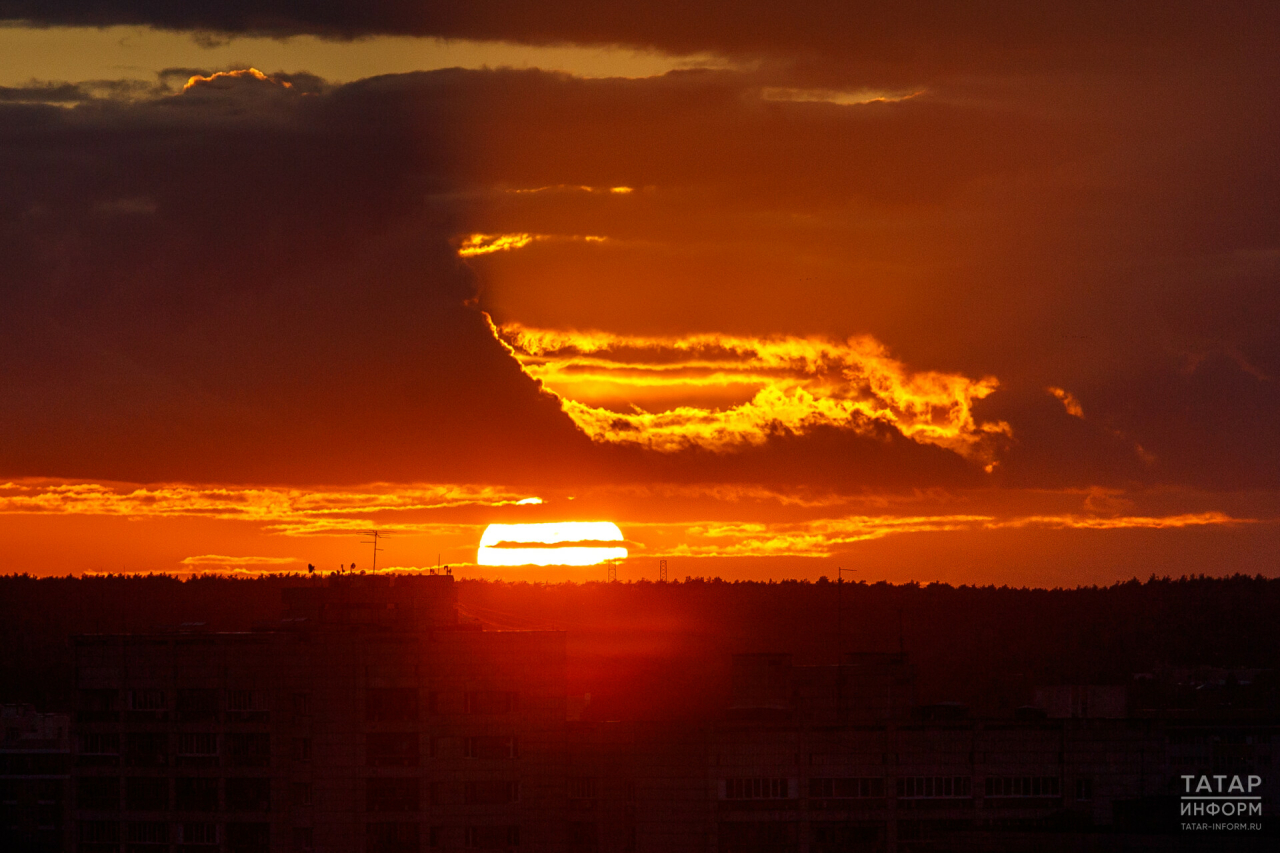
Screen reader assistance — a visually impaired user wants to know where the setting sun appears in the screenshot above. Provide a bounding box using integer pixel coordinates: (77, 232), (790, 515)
(477, 521), (627, 567)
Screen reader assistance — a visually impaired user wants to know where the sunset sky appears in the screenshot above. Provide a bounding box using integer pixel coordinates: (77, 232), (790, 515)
(2, 3), (1278, 584)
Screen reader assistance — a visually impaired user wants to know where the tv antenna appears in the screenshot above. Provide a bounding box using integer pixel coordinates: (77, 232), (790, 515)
(361, 530), (387, 573)
(836, 566), (856, 646)
(607, 558), (617, 583)
(659, 559), (667, 583)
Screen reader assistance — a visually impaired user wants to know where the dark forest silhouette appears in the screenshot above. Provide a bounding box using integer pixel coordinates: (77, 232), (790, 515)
(1, 573), (1277, 720)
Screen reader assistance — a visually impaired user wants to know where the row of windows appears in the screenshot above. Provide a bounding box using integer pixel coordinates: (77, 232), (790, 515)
(725, 778), (789, 799)
(80, 733), (518, 767)
(897, 777), (972, 799)
(809, 777), (884, 799)
(76, 778), (524, 811)
(80, 820), (230, 844)
(984, 776), (1061, 797)
(725, 776), (1069, 801)
(81, 689), (523, 719)
(79, 821), (540, 850)
(77, 777), (270, 812)
(80, 733), (268, 758)
(367, 779), (522, 809)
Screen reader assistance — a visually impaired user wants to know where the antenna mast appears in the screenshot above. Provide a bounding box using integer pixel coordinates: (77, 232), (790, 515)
(361, 530), (386, 573)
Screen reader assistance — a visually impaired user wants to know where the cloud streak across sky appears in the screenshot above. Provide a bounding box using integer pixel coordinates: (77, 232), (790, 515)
(497, 321), (1008, 461)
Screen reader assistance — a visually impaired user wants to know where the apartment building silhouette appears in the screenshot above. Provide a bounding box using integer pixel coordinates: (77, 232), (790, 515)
(66, 575), (1276, 852)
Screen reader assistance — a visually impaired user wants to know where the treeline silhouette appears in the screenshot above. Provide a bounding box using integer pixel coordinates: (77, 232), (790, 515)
(1, 573), (1277, 720)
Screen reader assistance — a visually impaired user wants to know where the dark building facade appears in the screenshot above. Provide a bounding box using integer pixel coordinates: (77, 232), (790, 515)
(66, 578), (1277, 852)
(2, 703), (72, 852)
(71, 575), (566, 853)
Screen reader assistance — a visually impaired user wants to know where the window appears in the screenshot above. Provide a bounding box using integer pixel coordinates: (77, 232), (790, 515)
(809, 777), (885, 799)
(126, 732), (168, 767)
(177, 732), (219, 766)
(568, 821), (597, 850)
(225, 821), (270, 853)
(79, 820), (120, 843)
(431, 736), (461, 759)
(811, 823), (880, 846)
(176, 688), (219, 722)
(181, 821), (218, 845)
(465, 825), (519, 849)
(77, 776), (120, 810)
(292, 737), (312, 762)
(431, 781), (462, 806)
(81, 732), (120, 755)
(175, 777), (219, 812)
(292, 827), (314, 852)
(896, 777), (972, 799)
(367, 777), (419, 812)
(228, 733), (271, 768)
(429, 826), (443, 848)
(367, 688), (419, 722)
(724, 778), (790, 799)
(984, 776), (1061, 798)
(367, 733), (419, 767)
(1075, 778), (1093, 801)
(292, 693), (311, 716)
(568, 777), (597, 800)
(367, 822), (421, 853)
(466, 735), (518, 760)
(718, 821), (797, 851)
(125, 776), (168, 810)
(465, 780), (520, 805)
(126, 821), (168, 843)
(228, 690), (269, 721)
(291, 781), (313, 807)
(226, 777), (271, 812)
(129, 689), (166, 711)
(227, 690), (262, 711)
(79, 689), (119, 722)
(466, 691), (518, 714)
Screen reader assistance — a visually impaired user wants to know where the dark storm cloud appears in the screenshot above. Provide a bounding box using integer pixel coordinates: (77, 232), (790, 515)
(0, 71), (587, 484)
(2, 60), (1278, 494)
(3, 2), (1276, 85)
(410, 68), (1280, 491)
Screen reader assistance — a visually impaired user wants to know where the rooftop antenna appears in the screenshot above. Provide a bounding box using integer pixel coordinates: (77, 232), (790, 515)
(361, 530), (386, 573)
(836, 566), (856, 650)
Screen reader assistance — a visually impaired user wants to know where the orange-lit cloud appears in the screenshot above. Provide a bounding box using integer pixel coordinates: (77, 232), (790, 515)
(494, 320), (1010, 460)
(0, 479), (539, 536)
(760, 87), (924, 105)
(180, 554), (300, 570)
(504, 185), (635, 195)
(457, 233), (608, 257)
(643, 511), (1252, 559)
(1047, 386), (1085, 418)
(182, 68), (290, 92)
(994, 512), (1241, 531)
(458, 233), (536, 256)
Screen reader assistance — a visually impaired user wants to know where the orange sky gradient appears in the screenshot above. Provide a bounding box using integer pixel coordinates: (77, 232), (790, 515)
(1, 5), (1278, 582)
